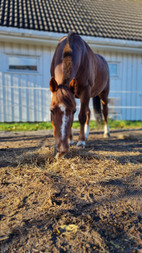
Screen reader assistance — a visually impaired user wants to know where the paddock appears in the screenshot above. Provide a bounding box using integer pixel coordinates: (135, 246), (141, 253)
(0, 129), (142, 252)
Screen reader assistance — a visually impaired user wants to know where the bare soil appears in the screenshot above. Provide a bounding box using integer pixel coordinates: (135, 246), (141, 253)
(0, 129), (142, 253)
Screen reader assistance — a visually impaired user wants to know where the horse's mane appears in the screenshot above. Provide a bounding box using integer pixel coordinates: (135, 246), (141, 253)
(62, 32), (74, 85)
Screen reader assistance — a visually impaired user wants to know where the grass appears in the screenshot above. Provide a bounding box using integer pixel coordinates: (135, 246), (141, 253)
(0, 120), (141, 132)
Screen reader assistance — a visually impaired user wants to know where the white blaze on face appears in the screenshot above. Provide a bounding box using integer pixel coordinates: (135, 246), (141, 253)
(59, 104), (69, 140)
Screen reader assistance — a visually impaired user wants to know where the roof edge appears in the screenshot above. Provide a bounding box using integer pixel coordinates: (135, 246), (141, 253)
(0, 27), (142, 53)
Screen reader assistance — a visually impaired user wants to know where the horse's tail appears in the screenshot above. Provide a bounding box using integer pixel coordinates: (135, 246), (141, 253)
(62, 32), (74, 85)
(92, 96), (102, 123)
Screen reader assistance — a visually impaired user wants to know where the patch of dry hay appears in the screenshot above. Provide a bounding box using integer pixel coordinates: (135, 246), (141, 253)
(0, 129), (142, 252)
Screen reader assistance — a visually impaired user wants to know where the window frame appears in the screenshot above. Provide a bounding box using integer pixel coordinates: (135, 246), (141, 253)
(6, 54), (40, 74)
(108, 62), (120, 79)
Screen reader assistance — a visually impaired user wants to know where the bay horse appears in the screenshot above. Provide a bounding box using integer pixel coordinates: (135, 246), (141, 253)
(50, 32), (110, 156)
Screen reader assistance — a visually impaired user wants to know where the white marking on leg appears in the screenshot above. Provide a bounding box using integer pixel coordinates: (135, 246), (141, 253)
(59, 104), (69, 140)
(77, 141), (86, 147)
(85, 124), (89, 140)
(104, 124), (110, 137)
(69, 140), (74, 145)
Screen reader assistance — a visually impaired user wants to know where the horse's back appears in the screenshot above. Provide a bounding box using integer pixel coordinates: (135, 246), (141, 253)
(50, 33), (87, 79)
(50, 32), (109, 97)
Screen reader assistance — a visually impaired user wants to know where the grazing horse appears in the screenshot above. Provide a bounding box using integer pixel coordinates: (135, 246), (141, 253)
(50, 32), (110, 156)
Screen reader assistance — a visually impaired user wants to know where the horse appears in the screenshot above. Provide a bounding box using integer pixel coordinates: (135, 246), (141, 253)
(50, 31), (110, 156)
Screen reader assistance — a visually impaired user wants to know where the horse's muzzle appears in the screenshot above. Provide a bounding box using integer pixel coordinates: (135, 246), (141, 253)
(57, 143), (69, 156)
(59, 144), (69, 153)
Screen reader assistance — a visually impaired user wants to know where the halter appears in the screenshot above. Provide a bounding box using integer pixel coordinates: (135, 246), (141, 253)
(57, 84), (70, 91)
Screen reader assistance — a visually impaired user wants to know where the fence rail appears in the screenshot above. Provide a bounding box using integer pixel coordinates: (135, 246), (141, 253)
(2, 86), (142, 94)
(0, 76), (142, 121)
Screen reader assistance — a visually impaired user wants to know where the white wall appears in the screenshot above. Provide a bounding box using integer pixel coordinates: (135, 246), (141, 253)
(103, 51), (142, 121)
(0, 41), (142, 122)
(0, 41), (54, 122)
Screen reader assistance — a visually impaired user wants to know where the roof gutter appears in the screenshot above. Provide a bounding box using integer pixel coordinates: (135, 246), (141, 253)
(0, 27), (142, 54)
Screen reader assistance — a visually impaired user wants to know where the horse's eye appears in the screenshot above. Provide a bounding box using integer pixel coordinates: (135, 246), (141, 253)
(50, 109), (54, 115)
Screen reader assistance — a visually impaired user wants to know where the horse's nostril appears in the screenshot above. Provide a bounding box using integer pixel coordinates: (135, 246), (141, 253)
(55, 147), (68, 159)
(60, 148), (68, 154)
(59, 144), (69, 154)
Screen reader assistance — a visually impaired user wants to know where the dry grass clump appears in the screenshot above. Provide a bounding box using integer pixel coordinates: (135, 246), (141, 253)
(18, 149), (54, 168)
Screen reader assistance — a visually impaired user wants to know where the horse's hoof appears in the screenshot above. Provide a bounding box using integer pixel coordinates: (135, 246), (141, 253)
(69, 140), (74, 146)
(104, 133), (110, 138)
(77, 141), (86, 147)
(104, 125), (110, 138)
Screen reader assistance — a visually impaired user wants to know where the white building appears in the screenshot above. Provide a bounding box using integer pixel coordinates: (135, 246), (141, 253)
(0, 0), (142, 122)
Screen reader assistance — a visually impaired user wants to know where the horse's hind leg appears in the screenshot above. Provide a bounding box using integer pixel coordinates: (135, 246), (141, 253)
(85, 108), (90, 140)
(77, 91), (90, 146)
(100, 94), (110, 138)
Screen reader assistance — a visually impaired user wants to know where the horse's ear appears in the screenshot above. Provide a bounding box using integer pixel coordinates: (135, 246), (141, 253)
(69, 78), (77, 94)
(50, 77), (58, 93)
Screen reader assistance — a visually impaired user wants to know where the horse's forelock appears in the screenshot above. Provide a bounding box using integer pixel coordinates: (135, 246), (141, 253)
(57, 87), (76, 111)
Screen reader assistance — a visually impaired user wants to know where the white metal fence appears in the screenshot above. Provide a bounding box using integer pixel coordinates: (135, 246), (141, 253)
(0, 73), (142, 122)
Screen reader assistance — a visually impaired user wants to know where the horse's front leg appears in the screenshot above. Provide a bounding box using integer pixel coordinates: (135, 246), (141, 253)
(85, 108), (90, 140)
(77, 92), (90, 147)
(69, 128), (74, 145)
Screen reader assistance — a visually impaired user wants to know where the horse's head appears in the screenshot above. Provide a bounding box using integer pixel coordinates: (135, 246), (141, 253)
(50, 77), (77, 156)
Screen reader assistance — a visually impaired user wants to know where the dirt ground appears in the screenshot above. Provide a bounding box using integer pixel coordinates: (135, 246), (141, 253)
(0, 128), (142, 253)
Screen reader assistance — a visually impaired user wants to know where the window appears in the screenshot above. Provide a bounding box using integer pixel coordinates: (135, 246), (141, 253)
(108, 63), (119, 77)
(8, 55), (38, 72)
